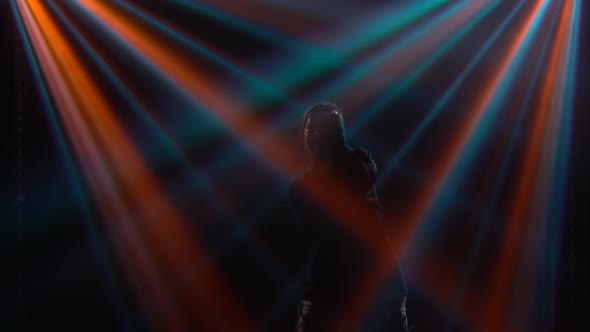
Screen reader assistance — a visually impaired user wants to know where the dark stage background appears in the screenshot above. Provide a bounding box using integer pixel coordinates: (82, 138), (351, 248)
(2, 1), (589, 331)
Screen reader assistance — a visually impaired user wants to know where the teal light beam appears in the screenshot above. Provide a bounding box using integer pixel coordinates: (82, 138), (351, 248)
(68, 0), (289, 179)
(171, 0), (315, 52)
(10, 0), (131, 329)
(416, 0), (552, 241)
(439, 2), (564, 329)
(374, 0), (527, 190)
(51, 0), (293, 286)
(242, 0), (452, 108)
(350, 0), (502, 134)
(307, 0), (476, 105)
(203, 0), (475, 176)
(116, 0), (291, 109)
(540, 0), (581, 329)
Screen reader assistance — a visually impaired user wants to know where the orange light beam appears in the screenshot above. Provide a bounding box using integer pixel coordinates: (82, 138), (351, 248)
(16, 1), (182, 330)
(74, 0), (395, 251)
(480, 1), (573, 331)
(68, 5), (413, 330)
(77, 0), (301, 174)
(24, 1), (253, 330)
(333, 0), (553, 329)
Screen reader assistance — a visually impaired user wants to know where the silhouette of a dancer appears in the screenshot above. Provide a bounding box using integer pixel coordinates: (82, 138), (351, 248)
(288, 102), (410, 332)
